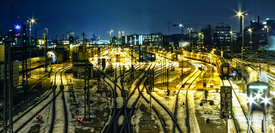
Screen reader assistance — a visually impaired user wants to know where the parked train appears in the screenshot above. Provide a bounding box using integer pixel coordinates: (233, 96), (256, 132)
(158, 52), (178, 61)
(137, 51), (156, 62)
(130, 50), (156, 62)
(232, 58), (270, 106)
(182, 51), (232, 77)
(18, 56), (52, 72)
(245, 66), (270, 106)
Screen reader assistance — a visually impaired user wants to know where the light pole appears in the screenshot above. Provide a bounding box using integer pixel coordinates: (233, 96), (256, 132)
(7, 1), (18, 41)
(248, 28), (252, 61)
(237, 11), (247, 87)
(108, 30), (113, 45)
(187, 28), (192, 52)
(264, 25), (270, 71)
(237, 11), (251, 133)
(172, 22), (184, 48)
(27, 18), (35, 79)
(230, 31), (233, 53)
(167, 22), (171, 35)
(45, 28), (48, 38)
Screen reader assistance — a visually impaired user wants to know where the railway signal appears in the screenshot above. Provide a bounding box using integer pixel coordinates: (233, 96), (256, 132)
(77, 117), (83, 123)
(220, 86), (232, 118)
(36, 115), (42, 120)
(220, 86), (232, 133)
(167, 90), (170, 96)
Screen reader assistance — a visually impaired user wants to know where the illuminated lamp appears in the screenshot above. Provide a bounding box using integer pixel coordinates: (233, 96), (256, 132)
(247, 97), (255, 104)
(15, 24), (21, 30)
(36, 115), (42, 120)
(263, 98), (270, 104)
(256, 93), (262, 98)
(249, 86), (268, 89)
(77, 117), (83, 123)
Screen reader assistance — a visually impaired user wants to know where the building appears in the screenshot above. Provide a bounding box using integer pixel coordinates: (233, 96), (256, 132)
(122, 33), (163, 47)
(66, 31), (75, 39)
(213, 22), (232, 48)
(235, 16), (275, 52)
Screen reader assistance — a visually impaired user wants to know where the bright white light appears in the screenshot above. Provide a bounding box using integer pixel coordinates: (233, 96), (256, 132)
(249, 86), (268, 89)
(263, 98), (270, 104)
(256, 93), (262, 98)
(247, 98), (255, 103)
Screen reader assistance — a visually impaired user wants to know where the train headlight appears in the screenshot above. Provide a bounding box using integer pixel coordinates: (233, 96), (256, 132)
(247, 98), (255, 104)
(263, 98), (270, 104)
(256, 93), (262, 98)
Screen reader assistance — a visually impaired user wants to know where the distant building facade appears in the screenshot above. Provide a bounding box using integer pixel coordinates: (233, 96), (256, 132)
(213, 22), (232, 48)
(122, 33), (163, 47)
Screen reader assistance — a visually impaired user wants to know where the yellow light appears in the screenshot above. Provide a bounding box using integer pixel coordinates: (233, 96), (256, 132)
(237, 12), (242, 16)
(31, 19), (35, 23)
(248, 28), (252, 32)
(264, 25), (268, 29)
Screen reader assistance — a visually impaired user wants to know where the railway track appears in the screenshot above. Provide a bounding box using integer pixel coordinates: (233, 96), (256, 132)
(221, 78), (267, 133)
(0, 64), (72, 133)
(49, 64), (71, 133)
(172, 63), (202, 133)
(102, 62), (145, 133)
(248, 111), (266, 133)
(119, 63), (156, 133)
(125, 62), (183, 132)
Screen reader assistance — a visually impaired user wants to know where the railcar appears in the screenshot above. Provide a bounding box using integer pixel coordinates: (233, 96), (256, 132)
(166, 53), (178, 61)
(140, 51), (156, 62)
(182, 51), (231, 77)
(18, 56), (52, 72)
(245, 67), (270, 106)
(115, 52), (120, 62)
(216, 56), (231, 77)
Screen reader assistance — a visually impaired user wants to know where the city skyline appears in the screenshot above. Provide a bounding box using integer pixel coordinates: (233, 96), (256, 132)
(1, 0), (275, 39)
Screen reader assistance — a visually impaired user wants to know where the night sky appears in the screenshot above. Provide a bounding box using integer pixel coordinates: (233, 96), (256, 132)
(1, 0), (275, 39)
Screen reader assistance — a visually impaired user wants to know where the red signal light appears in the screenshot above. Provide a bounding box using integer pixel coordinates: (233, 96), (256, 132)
(77, 117), (83, 123)
(36, 115), (42, 120)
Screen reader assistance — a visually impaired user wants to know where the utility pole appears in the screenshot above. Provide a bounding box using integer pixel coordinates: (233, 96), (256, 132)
(82, 32), (91, 120)
(22, 24), (27, 84)
(167, 68), (169, 96)
(131, 46), (134, 78)
(35, 29), (38, 47)
(44, 33), (48, 72)
(97, 47), (101, 92)
(264, 25), (270, 71)
(167, 22), (171, 35)
(3, 29), (14, 133)
(237, 11), (247, 92)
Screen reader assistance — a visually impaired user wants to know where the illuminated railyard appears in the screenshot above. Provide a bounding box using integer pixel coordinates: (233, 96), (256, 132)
(1, 42), (275, 133)
(1, 1), (275, 133)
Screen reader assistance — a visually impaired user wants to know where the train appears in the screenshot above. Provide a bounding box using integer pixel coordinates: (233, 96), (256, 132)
(231, 58), (270, 106)
(115, 52), (120, 62)
(158, 52), (178, 61)
(137, 51), (156, 62)
(182, 51), (232, 77)
(18, 56), (52, 72)
(245, 66), (270, 106)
